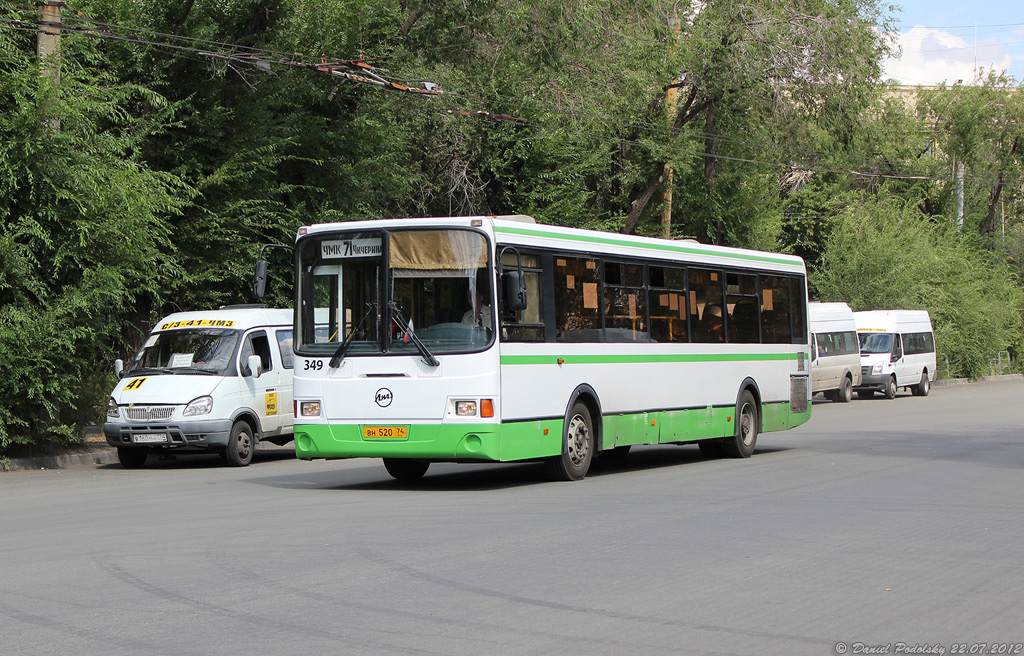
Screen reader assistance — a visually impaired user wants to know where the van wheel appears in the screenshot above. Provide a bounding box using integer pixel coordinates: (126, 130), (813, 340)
(383, 458), (429, 480)
(224, 421), (254, 467)
(117, 447), (147, 469)
(722, 391), (758, 458)
(883, 376), (897, 400)
(546, 402), (594, 481)
(912, 372), (930, 397)
(837, 375), (853, 403)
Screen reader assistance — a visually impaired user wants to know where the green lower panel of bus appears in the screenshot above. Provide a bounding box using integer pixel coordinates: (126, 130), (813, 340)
(294, 401), (808, 462)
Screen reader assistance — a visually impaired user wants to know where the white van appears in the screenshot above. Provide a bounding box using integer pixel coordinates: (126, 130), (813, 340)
(809, 302), (862, 402)
(104, 306), (294, 468)
(853, 310), (936, 399)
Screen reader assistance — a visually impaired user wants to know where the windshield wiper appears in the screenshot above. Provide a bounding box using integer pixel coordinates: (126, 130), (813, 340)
(127, 367), (175, 376)
(388, 301), (440, 367)
(329, 303), (377, 368)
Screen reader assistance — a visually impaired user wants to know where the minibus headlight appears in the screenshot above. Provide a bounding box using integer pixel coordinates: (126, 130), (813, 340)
(872, 363), (883, 375)
(456, 401), (477, 416)
(300, 401), (322, 417)
(106, 397), (120, 419)
(183, 395), (213, 417)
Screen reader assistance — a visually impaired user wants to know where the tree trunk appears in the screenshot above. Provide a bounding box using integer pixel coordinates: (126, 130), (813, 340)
(704, 100), (725, 245)
(622, 166), (666, 234)
(980, 172), (1003, 236)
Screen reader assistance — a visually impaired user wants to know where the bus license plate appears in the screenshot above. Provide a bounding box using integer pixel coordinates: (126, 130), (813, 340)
(363, 426), (408, 439)
(134, 433), (167, 444)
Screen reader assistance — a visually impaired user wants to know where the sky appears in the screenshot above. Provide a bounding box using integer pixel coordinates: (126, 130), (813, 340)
(881, 0), (1024, 86)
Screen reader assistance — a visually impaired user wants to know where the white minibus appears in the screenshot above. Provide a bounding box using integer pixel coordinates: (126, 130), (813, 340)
(809, 302), (861, 402)
(853, 310), (936, 399)
(104, 306), (294, 468)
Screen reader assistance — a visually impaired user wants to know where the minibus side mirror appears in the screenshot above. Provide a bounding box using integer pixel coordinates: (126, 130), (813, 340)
(245, 354), (263, 378)
(114, 359), (124, 379)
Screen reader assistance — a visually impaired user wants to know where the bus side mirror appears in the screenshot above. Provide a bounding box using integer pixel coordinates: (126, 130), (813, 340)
(504, 270), (527, 312)
(114, 359), (124, 379)
(245, 354), (263, 378)
(252, 258), (268, 300)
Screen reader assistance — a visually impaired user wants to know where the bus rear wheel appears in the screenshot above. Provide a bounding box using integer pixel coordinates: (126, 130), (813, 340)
(722, 391), (758, 458)
(546, 402), (593, 481)
(383, 458), (429, 481)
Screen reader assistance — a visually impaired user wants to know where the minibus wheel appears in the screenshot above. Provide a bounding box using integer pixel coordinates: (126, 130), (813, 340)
(117, 447), (147, 469)
(224, 421), (254, 467)
(883, 377), (897, 400)
(912, 372), (930, 397)
(838, 376), (853, 403)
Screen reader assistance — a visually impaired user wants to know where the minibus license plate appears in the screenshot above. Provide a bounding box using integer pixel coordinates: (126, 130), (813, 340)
(134, 433), (167, 444)
(363, 426), (407, 439)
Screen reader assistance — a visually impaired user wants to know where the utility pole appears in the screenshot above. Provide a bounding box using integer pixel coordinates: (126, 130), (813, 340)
(36, 2), (61, 84)
(661, 16), (682, 239)
(954, 159), (964, 230)
(37, 2), (61, 131)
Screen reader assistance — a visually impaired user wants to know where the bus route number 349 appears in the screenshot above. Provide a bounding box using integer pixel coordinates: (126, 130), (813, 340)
(303, 359), (324, 371)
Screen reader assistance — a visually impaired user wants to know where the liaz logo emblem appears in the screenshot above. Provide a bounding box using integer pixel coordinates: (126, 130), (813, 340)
(374, 388), (393, 408)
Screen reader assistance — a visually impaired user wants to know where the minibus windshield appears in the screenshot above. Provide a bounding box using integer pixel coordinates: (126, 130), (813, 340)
(858, 332), (893, 354)
(126, 329), (241, 376)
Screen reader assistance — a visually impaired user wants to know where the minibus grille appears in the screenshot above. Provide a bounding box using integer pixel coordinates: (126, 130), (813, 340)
(126, 406), (175, 421)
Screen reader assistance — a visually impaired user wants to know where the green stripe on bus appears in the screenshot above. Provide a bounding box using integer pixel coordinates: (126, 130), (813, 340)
(500, 353), (799, 365)
(494, 225), (799, 266)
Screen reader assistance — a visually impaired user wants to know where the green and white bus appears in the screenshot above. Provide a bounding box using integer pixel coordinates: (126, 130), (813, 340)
(291, 215), (810, 481)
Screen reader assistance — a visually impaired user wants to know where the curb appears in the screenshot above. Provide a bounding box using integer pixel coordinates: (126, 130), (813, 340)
(3, 447), (119, 472)
(933, 373), (1023, 386)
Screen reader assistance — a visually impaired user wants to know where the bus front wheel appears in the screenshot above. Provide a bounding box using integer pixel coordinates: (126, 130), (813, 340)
(383, 458), (429, 481)
(546, 402), (594, 481)
(722, 391), (758, 458)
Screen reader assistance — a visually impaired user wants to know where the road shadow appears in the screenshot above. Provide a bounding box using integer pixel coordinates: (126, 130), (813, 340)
(242, 442), (794, 492)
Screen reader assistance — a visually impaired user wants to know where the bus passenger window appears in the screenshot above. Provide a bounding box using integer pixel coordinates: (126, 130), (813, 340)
(759, 276), (792, 343)
(650, 266), (687, 343)
(690, 268), (724, 343)
(555, 256), (601, 342)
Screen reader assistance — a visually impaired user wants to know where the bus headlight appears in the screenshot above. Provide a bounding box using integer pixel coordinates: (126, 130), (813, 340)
(107, 397), (120, 419)
(456, 401), (477, 416)
(300, 401), (322, 417)
(183, 395), (213, 417)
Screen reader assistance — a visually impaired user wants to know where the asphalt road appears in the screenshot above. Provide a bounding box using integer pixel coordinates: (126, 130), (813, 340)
(2, 380), (1023, 656)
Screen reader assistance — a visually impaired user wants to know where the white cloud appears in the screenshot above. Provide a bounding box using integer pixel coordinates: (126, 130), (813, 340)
(882, 26), (1013, 86)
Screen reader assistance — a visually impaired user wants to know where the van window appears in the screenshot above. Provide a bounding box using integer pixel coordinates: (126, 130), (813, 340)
(859, 332), (893, 354)
(275, 329), (294, 369)
(240, 331), (273, 373)
(903, 331), (935, 355)
(817, 331), (859, 356)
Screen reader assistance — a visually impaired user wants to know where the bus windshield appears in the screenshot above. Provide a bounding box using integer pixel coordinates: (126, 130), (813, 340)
(858, 332), (893, 354)
(127, 328), (241, 376)
(296, 228), (493, 358)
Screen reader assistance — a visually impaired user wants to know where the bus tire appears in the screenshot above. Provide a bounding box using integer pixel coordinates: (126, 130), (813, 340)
(883, 376), (897, 400)
(546, 402), (594, 481)
(722, 391), (758, 458)
(117, 447), (147, 469)
(837, 375), (853, 403)
(383, 458), (429, 480)
(912, 372), (930, 397)
(224, 421), (254, 467)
